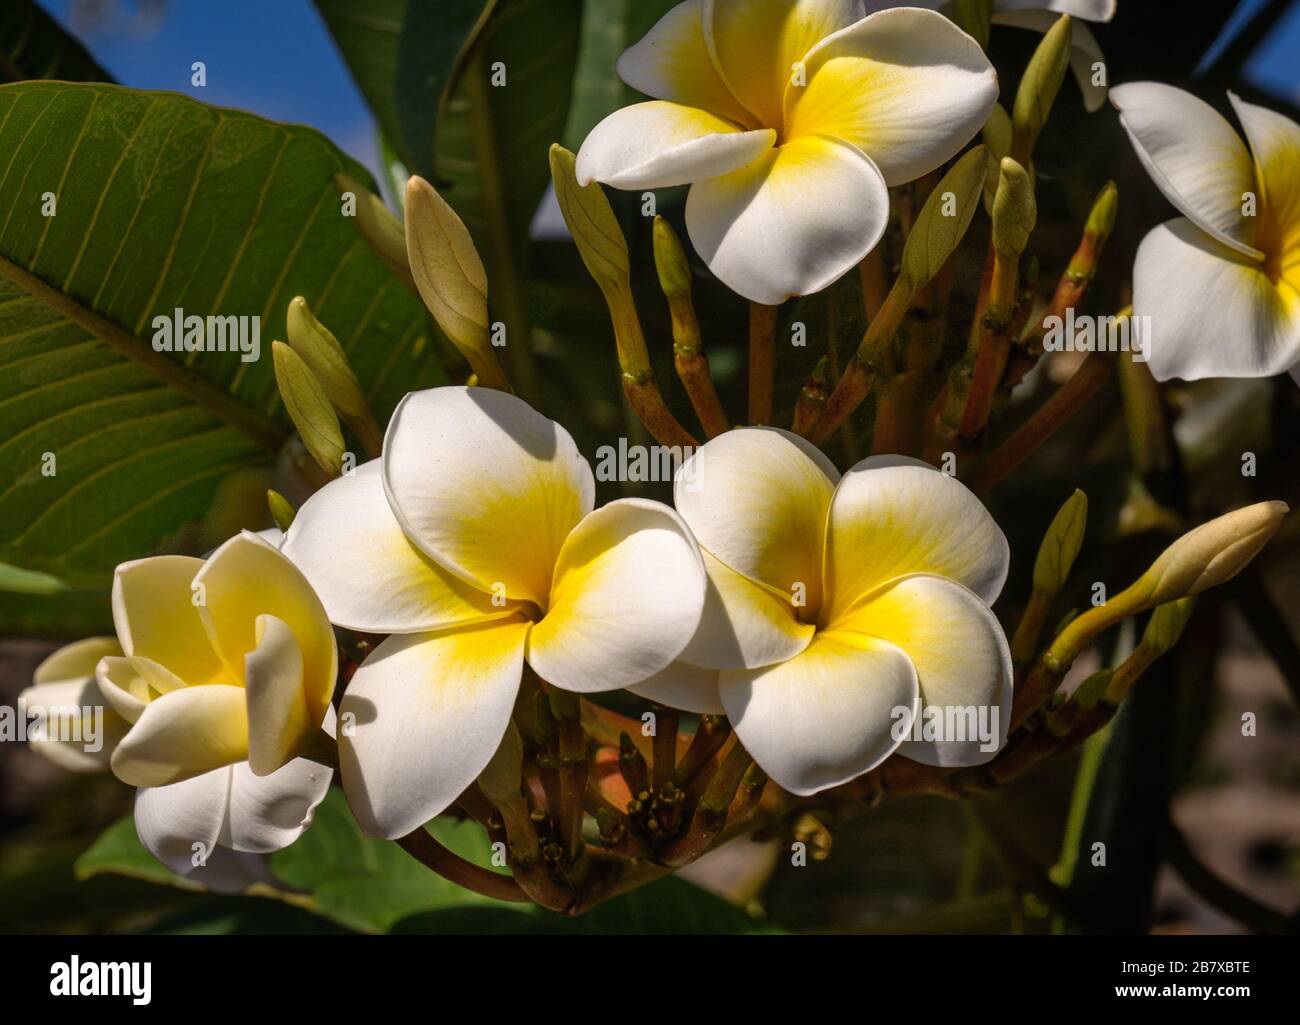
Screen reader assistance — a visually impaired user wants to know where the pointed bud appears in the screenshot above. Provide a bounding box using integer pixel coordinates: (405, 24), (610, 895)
(1085, 180), (1119, 242)
(404, 175), (510, 391)
(267, 489), (295, 533)
(1140, 502), (1288, 605)
(333, 173), (415, 291)
(1033, 489), (1088, 594)
(286, 296), (368, 420)
(899, 145), (988, 293)
(1012, 14), (1073, 164)
(549, 143), (631, 294)
(272, 341), (344, 475)
(652, 216), (692, 302)
(992, 157), (1037, 260)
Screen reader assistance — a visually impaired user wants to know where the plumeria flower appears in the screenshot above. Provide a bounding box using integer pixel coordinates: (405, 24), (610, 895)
(100, 536), (337, 884)
(633, 429), (1012, 795)
(1113, 83), (1300, 382)
(282, 386), (707, 839)
(868, 1), (1115, 113)
(20, 637), (127, 773)
(575, 0), (997, 305)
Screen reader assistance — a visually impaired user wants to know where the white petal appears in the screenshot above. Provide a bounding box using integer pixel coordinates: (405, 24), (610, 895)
(788, 7), (998, 186)
(32, 636), (121, 684)
(19, 677), (129, 773)
(383, 386), (594, 608)
(112, 556), (229, 686)
(244, 614), (310, 776)
(1111, 82), (1262, 259)
(617, 0), (756, 127)
(1228, 92), (1300, 272)
(836, 574), (1012, 766)
(282, 459), (508, 634)
(577, 101), (775, 189)
(823, 455), (1009, 623)
(110, 684), (249, 787)
(627, 661), (725, 714)
(994, 0), (1115, 18)
(339, 619), (530, 839)
(720, 632), (918, 795)
(704, 0), (866, 130)
(526, 499), (706, 691)
(686, 134), (889, 304)
(1134, 218), (1300, 381)
(195, 531), (338, 732)
(674, 427), (838, 610)
(223, 755), (334, 853)
(678, 550), (814, 670)
(94, 654), (185, 724)
(992, 10), (1109, 112)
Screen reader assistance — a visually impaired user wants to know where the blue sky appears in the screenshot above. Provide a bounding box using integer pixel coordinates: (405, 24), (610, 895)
(35, 0), (1300, 193)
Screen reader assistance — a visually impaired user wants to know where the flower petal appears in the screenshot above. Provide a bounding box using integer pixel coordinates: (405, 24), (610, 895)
(32, 636), (121, 684)
(383, 386), (595, 608)
(627, 661), (725, 714)
(244, 615), (311, 776)
(822, 455), (1009, 623)
(686, 133), (888, 304)
(95, 654), (186, 724)
(135, 756), (330, 880)
(704, 0), (865, 129)
(112, 556), (229, 686)
(527, 499), (706, 691)
(195, 531), (337, 731)
(20, 676), (129, 773)
(617, 0), (755, 126)
(1228, 92), (1300, 277)
(1111, 82), (1262, 259)
(678, 550), (814, 670)
(111, 684), (249, 788)
(720, 631), (918, 795)
(1134, 218), (1300, 381)
(282, 459), (508, 634)
(674, 427), (839, 611)
(787, 7), (998, 186)
(577, 101), (776, 190)
(992, 10), (1109, 113)
(836, 574), (1011, 766)
(339, 618), (530, 839)
(995, 0), (1115, 18)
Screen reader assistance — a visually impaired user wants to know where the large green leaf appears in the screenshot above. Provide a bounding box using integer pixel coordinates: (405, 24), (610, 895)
(0, 0), (112, 84)
(0, 82), (445, 613)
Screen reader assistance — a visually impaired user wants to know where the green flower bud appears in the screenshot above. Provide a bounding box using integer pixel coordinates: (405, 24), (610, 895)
(992, 157), (1036, 261)
(549, 143), (631, 293)
(1012, 14), (1073, 164)
(272, 341), (344, 475)
(1143, 597), (1196, 655)
(1033, 489), (1088, 594)
(652, 216), (693, 302)
(286, 296), (368, 420)
(1139, 502), (1288, 605)
(267, 489), (296, 533)
(333, 173), (414, 291)
(899, 145), (988, 294)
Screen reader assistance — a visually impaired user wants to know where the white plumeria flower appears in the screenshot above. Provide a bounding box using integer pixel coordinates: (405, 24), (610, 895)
(282, 386), (707, 839)
(1113, 83), (1300, 383)
(633, 429), (1012, 795)
(20, 637), (128, 773)
(96, 532), (338, 788)
(868, 0), (1115, 113)
(575, 0), (997, 305)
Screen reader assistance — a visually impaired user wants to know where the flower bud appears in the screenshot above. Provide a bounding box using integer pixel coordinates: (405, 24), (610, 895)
(267, 488), (295, 532)
(899, 145), (988, 293)
(992, 157), (1036, 261)
(1033, 489), (1088, 594)
(272, 341), (344, 475)
(1139, 501), (1288, 604)
(333, 173), (415, 291)
(1085, 180), (1119, 243)
(1011, 14), (1072, 164)
(950, 0), (993, 50)
(981, 104), (1012, 209)
(549, 143), (631, 294)
(477, 722), (524, 805)
(286, 296), (368, 420)
(652, 216), (692, 302)
(404, 175), (510, 391)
